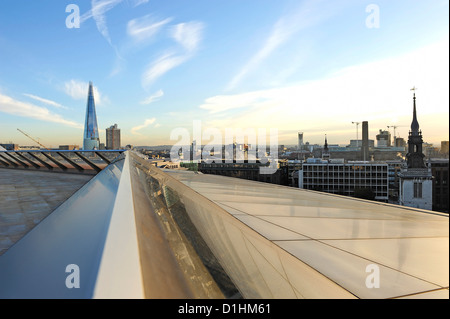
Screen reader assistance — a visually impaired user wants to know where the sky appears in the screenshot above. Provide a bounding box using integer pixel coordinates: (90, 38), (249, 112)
(0, 0), (448, 148)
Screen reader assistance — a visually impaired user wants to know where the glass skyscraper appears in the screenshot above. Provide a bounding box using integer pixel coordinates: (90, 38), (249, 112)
(83, 81), (100, 150)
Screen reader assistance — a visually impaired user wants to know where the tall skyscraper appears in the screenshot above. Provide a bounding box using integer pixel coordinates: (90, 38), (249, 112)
(298, 132), (303, 150)
(106, 124), (121, 150)
(399, 89), (433, 210)
(83, 82), (100, 150)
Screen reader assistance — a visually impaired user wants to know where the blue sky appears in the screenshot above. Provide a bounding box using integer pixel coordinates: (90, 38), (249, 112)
(0, 0), (448, 148)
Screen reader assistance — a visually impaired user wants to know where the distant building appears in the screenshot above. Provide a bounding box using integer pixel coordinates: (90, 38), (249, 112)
(441, 141), (449, 155)
(300, 160), (389, 202)
(349, 140), (374, 148)
(430, 159), (449, 213)
(386, 160), (404, 203)
(200, 161), (289, 186)
(376, 129), (391, 147)
(0, 144), (19, 151)
(83, 81), (100, 150)
(361, 121), (370, 161)
(106, 124), (121, 150)
(395, 137), (406, 148)
(59, 145), (79, 150)
(298, 132), (303, 151)
(398, 90), (433, 210)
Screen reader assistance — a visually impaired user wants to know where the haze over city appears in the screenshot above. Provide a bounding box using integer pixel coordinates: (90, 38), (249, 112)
(0, 0), (448, 148)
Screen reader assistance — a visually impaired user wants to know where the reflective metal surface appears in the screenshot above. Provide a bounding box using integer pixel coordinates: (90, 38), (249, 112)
(166, 169), (449, 299)
(0, 156), (124, 298)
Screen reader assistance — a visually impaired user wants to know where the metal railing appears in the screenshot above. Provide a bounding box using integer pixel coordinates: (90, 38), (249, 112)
(0, 150), (125, 174)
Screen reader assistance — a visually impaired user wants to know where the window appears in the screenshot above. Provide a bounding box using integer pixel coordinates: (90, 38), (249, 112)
(413, 182), (422, 198)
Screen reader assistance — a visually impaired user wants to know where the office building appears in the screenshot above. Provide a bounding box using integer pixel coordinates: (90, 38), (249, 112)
(83, 81), (100, 150)
(106, 124), (121, 150)
(300, 159), (389, 202)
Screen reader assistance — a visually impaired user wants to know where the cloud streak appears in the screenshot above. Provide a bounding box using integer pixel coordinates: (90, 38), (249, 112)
(200, 38), (449, 144)
(140, 89), (164, 105)
(131, 118), (157, 135)
(142, 21), (204, 88)
(127, 15), (173, 43)
(23, 93), (69, 110)
(0, 93), (82, 129)
(226, 0), (335, 91)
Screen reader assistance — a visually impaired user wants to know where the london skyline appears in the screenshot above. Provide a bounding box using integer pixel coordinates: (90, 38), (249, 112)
(0, 0), (448, 148)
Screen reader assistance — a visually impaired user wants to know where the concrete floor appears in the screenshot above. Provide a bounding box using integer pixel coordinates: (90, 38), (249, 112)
(0, 168), (93, 255)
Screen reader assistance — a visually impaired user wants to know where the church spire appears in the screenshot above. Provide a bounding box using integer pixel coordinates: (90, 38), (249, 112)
(411, 87), (419, 135)
(406, 87), (425, 169)
(410, 87), (420, 135)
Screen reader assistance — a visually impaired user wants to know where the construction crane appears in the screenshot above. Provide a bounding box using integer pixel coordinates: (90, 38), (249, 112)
(352, 122), (361, 147)
(17, 129), (51, 150)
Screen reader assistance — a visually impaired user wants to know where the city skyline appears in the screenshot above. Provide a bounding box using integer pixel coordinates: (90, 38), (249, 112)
(0, 0), (448, 148)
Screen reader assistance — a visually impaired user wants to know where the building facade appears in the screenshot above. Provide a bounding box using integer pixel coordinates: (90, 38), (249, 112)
(300, 159), (389, 202)
(106, 124), (121, 150)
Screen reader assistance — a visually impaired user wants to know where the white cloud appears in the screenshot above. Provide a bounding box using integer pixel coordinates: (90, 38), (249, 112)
(80, 0), (124, 45)
(140, 89), (164, 105)
(127, 15), (173, 43)
(0, 93), (82, 129)
(142, 21), (204, 88)
(22, 93), (69, 110)
(170, 21), (204, 53)
(63, 80), (108, 106)
(131, 118), (157, 135)
(130, 0), (149, 7)
(200, 38), (449, 144)
(142, 53), (188, 88)
(226, 0), (337, 91)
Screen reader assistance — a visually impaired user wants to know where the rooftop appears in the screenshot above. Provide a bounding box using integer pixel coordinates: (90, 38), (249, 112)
(0, 169), (92, 255)
(0, 151), (448, 299)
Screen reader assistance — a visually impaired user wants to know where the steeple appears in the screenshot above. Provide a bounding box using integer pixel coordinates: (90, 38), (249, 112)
(83, 81), (100, 150)
(410, 90), (420, 135)
(322, 134), (330, 161)
(406, 87), (425, 168)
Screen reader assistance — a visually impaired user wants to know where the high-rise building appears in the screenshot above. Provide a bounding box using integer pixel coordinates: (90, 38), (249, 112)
(398, 90), (433, 210)
(83, 82), (100, 150)
(298, 132), (303, 151)
(106, 124), (121, 150)
(376, 129), (391, 148)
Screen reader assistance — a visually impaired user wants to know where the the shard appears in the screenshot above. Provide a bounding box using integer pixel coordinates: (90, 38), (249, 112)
(83, 81), (100, 150)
